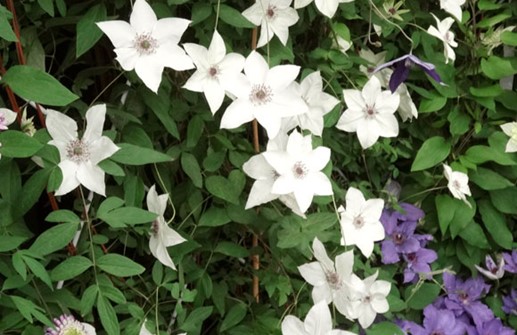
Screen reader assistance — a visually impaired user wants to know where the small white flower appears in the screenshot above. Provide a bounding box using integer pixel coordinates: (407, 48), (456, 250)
(440, 0), (465, 22)
(294, 0), (354, 19)
(281, 300), (357, 335)
(46, 105), (120, 196)
(336, 76), (400, 149)
(347, 271), (391, 329)
(335, 36), (353, 55)
(183, 31), (245, 114)
(45, 314), (96, 335)
(283, 71), (339, 136)
(242, 0), (299, 48)
(427, 14), (458, 64)
(339, 187), (385, 258)
(263, 130), (333, 213)
(97, 0), (194, 93)
(443, 164), (471, 206)
(221, 51), (307, 139)
(0, 108), (17, 131)
(500, 122), (517, 152)
(147, 185), (186, 270)
(298, 237), (354, 318)
(475, 255), (505, 281)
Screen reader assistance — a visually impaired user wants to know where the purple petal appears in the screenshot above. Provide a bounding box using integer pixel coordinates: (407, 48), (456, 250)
(372, 54), (410, 73)
(389, 62), (410, 92)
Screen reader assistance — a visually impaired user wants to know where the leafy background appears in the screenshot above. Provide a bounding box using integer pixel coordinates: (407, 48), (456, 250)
(0, 0), (516, 334)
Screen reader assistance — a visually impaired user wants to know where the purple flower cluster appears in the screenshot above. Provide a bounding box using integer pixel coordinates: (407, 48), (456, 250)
(502, 289), (517, 316)
(502, 250), (517, 273)
(397, 273), (515, 335)
(380, 203), (437, 283)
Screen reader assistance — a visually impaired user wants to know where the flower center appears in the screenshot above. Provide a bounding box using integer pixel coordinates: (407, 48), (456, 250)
(458, 291), (469, 304)
(452, 180), (461, 190)
(364, 105), (377, 119)
(66, 139), (90, 163)
(151, 220), (160, 236)
(292, 161), (308, 179)
(266, 5), (276, 19)
(406, 252), (416, 262)
(134, 33), (158, 55)
(249, 84), (273, 106)
(393, 233), (405, 244)
(362, 295), (372, 304)
(404, 58), (415, 68)
(208, 66), (219, 78)
(388, 7), (396, 14)
(45, 315), (88, 335)
(353, 215), (365, 228)
(325, 271), (342, 290)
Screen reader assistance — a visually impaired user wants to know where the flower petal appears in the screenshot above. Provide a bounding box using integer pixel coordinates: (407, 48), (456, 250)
(244, 51), (269, 84)
(281, 316), (307, 335)
(298, 261), (327, 286)
(46, 110), (78, 143)
(220, 98), (255, 130)
(134, 57), (164, 93)
(55, 160), (80, 196)
(204, 78), (226, 114)
(96, 21), (135, 48)
(304, 301), (332, 335)
(77, 161), (106, 196)
(245, 179), (279, 209)
(146, 185), (167, 216)
(130, 0), (157, 34)
(83, 104), (106, 143)
(208, 30), (226, 64)
(89, 136), (120, 165)
(153, 18), (190, 45)
(149, 236), (176, 270)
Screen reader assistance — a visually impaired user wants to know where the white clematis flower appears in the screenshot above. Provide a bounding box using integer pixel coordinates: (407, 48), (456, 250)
(96, 0), (194, 93)
(283, 71), (340, 136)
(427, 14), (458, 64)
(500, 122), (517, 152)
(281, 300), (357, 335)
(298, 237), (354, 318)
(347, 271), (391, 329)
(242, 0), (299, 48)
(183, 31), (245, 114)
(147, 185), (186, 270)
(336, 76), (400, 149)
(221, 51), (307, 139)
(0, 108), (17, 131)
(443, 164), (471, 207)
(46, 105), (119, 196)
(45, 314), (96, 335)
(440, 0), (465, 22)
(339, 187), (385, 258)
(263, 130), (333, 213)
(294, 0), (354, 19)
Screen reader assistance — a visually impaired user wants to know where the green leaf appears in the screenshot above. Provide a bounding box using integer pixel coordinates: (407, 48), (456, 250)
(191, 2), (212, 25)
(180, 306), (213, 333)
(477, 11), (512, 28)
(459, 221), (490, 249)
(501, 31), (517, 47)
(37, 0), (54, 16)
(111, 143), (172, 165)
(219, 4), (254, 28)
(480, 56), (517, 80)
(0, 7), (17, 41)
(490, 187), (517, 214)
(220, 303), (247, 332)
(99, 284), (126, 304)
(479, 200), (513, 249)
(76, 4), (106, 57)
(205, 175), (240, 205)
(50, 256), (93, 281)
(186, 115), (204, 148)
(0, 130), (44, 158)
(98, 159), (125, 176)
(29, 222), (78, 257)
(470, 167), (513, 190)
(447, 107), (470, 136)
(22, 255), (52, 289)
(199, 207), (231, 227)
(97, 254), (145, 277)
(45, 210), (81, 224)
(203, 150), (226, 172)
(405, 283), (441, 310)
(411, 136), (451, 171)
(97, 295), (120, 335)
(181, 153), (203, 188)
(214, 241), (249, 258)
(463, 145), (517, 166)
(141, 90), (180, 139)
(366, 321), (404, 335)
(0, 235), (27, 252)
(98, 206), (157, 228)
(80, 285), (99, 317)
(469, 84), (503, 97)
(435, 195), (476, 237)
(97, 196), (125, 217)
(2, 65), (79, 106)
(418, 96), (447, 113)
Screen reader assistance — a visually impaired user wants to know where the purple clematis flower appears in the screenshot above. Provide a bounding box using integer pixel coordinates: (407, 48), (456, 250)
(502, 289), (517, 316)
(410, 305), (465, 335)
(395, 318), (422, 334)
(373, 54), (443, 93)
(381, 219), (421, 264)
(475, 318), (515, 335)
(443, 273), (494, 328)
(403, 247), (438, 283)
(502, 250), (517, 273)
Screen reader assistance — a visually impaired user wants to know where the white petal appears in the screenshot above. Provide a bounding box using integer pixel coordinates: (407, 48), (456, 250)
(292, 186), (314, 214)
(55, 160), (80, 196)
(355, 237), (375, 258)
(244, 51), (269, 84)
(243, 154), (274, 179)
(245, 179), (279, 209)
(344, 187), (366, 215)
(83, 104), (106, 143)
(304, 301), (332, 335)
(183, 43), (209, 70)
(46, 110), (78, 143)
(82, 323), (97, 335)
(266, 64), (300, 91)
(371, 297), (389, 313)
(271, 175), (295, 195)
(356, 118), (381, 149)
(160, 224), (186, 247)
(204, 78), (225, 114)
(96, 21), (135, 48)
(217, 53), (245, 77)
(361, 76), (382, 107)
(0, 108), (17, 126)
(220, 98), (255, 130)
(183, 70), (205, 92)
(306, 173), (333, 196)
(156, 43), (194, 71)
(281, 316), (307, 335)
(375, 114), (399, 138)
(371, 280), (391, 297)
(336, 108), (363, 133)
(357, 305), (376, 329)
(298, 262), (327, 286)
(153, 18), (190, 45)
(313, 284), (333, 304)
(294, 0), (313, 8)
(149, 236), (176, 270)
(254, 107), (283, 138)
(77, 162), (107, 196)
(312, 237), (334, 271)
(208, 30), (226, 64)
(306, 147), (331, 172)
(315, 0), (339, 18)
(130, 0), (157, 34)
(114, 47), (139, 71)
(89, 136), (120, 165)
(343, 89), (365, 111)
(335, 250), (354, 278)
(146, 185), (167, 216)
(134, 57), (164, 93)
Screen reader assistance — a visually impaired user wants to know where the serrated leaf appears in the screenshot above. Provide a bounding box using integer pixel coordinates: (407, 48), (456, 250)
(97, 254), (145, 277)
(2, 65), (79, 106)
(29, 222), (78, 257)
(50, 256), (92, 281)
(411, 136), (451, 171)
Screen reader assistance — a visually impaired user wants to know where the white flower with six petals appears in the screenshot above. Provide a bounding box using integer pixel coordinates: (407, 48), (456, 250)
(146, 185), (186, 270)
(338, 187), (385, 258)
(183, 31), (245, 114)
(221, 51), (307, 139)
(97, 0), (194, 93)
(46, 104), (119, 196)
(336, 76), (400, 149)
(242, 0), (299, 48)
(263, 130), (333, 213)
